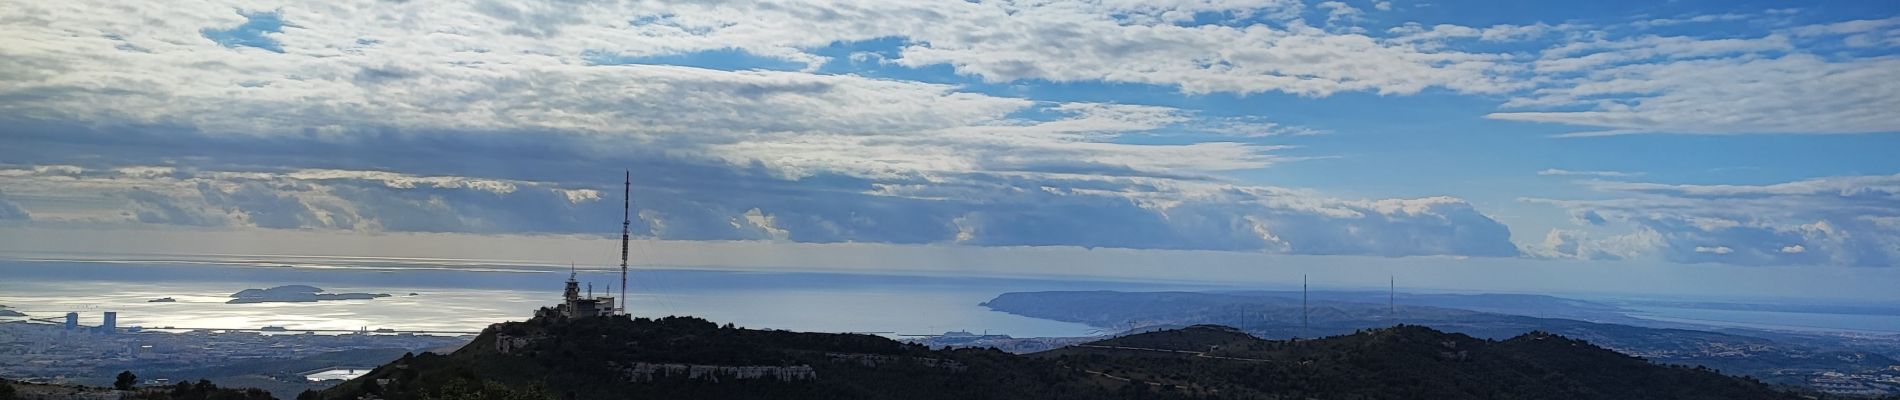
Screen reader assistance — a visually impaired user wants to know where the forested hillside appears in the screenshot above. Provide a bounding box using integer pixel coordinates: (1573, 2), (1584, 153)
(302, 313), (1811, 400)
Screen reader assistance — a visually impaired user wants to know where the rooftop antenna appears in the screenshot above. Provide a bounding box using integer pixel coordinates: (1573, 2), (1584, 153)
(1302, 274), (1309, 339)
(563, 262), (580, 304)
(620, 170), (631, 315)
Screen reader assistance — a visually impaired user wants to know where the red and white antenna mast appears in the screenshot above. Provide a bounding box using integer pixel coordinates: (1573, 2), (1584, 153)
(619, 170), (631, 315)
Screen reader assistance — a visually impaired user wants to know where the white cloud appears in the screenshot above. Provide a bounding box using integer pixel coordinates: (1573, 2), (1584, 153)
(0, 161), (1522, 256)
(283, 169), (519, 194)
(1630, 13), (1751, 29)
(31, 165), (85, 177)
(1493, 54), (1900, 136)
(1487, 16), (1900, 136)
(3, 0), (1889, 263)
(1193, 116), (1328, 137)
(1316, 1), (1364, 32)
(1531, 34), (1795, 73)
(2, 0), (1345, 193)
(1388, 23), (1561, 43)
(1570, 210), (1607, 226)
(892, 18), (1521, 97)
(0, 190), (30, 221)
(1789, 16), (1900, 47)
(1528, 174), (1900, 267)
(115, 166), (177, 179)
(8, 0), (1885, 140)
(0, 165), (595, 232)
(737, 208), (790, 241)
(1522, 227), (1661, 261)
(1694, 245), (1733, 255)
(556, 189), (601, 204)
(1537, 169), (1644, 177)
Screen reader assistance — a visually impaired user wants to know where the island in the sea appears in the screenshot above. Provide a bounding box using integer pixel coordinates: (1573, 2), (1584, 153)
(227, 285), (391, 304)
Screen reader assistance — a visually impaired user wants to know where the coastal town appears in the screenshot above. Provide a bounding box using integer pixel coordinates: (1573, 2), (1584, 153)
(0, 315), (466, 389)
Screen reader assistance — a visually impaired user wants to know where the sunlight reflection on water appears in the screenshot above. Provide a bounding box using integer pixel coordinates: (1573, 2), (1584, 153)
(0, 259), (1144, 337)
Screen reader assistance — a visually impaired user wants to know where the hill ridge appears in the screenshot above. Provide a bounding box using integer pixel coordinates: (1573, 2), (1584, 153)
(302, 315), (1801, 400)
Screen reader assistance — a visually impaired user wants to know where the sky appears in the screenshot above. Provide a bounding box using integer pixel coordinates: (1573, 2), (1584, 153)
(0, 0), (1897, 300)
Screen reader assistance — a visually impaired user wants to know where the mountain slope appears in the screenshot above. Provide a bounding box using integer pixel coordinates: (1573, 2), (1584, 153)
(982, 290), (1899, 386)
(302, 314), (1095, 400)
(1039, 325), (1795, 399)
(303, 314), (1802, 400)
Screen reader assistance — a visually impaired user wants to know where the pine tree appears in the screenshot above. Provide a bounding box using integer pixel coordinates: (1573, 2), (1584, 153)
(0, 379), (18, 400)
(113, 371), (137, 390)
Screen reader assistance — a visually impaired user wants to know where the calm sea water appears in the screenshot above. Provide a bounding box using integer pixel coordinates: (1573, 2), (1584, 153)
(15, 259), (1893, 338)
(1627, 306), (1900, 334)
(0, 259), (1195, 337)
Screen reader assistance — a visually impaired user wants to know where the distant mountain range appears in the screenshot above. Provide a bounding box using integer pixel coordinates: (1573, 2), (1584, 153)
(298, 313), (1814, 400)
(980, 291), (1900, 390)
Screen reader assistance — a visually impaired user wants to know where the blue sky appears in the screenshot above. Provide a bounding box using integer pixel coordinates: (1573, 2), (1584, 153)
(0, 0), (1897, 297)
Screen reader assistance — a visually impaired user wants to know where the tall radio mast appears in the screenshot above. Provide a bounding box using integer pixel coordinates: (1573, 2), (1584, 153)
(620, 170), (631, 315)
(1302, 274), (1308, 338)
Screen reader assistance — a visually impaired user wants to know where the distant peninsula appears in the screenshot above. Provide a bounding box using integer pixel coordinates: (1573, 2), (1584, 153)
(0, 304), (23, 317)
(227, 285), (391, 304)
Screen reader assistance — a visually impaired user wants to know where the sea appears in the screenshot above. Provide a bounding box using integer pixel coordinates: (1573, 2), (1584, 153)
(6, 258), (1898, 338)
(0, 258), (1208, 337)
(1625, 306), (1900, 334)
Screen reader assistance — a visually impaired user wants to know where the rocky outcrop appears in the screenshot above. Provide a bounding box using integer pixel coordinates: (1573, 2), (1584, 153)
(826, 352), (967, 371)
(619, 363), (817, 383)
(494, 333), (544, 354)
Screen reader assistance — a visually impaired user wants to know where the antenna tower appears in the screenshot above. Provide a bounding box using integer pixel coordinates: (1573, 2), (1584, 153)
(1389, 275), (1396, 320)
(620, 170), (631, 315)
(1302, 274), (1308, 338)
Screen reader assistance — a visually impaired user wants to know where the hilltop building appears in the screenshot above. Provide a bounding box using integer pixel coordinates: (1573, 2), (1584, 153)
(538, 172), (634, 320)
(548, 268), (616, 319)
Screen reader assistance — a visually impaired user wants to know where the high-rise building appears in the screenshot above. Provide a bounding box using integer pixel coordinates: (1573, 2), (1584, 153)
(64, 312), (78, 330)
(102, 311), (117, 334)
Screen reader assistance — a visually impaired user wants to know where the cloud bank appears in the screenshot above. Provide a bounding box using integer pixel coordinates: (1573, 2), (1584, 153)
(1528, 175), (1900, 267)
(2, 1), (1895, 267)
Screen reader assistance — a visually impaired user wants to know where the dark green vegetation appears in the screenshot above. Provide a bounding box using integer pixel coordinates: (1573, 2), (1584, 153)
(115, 371), (138, 390)
(0, 378), (271, 400)
(1039, 325), (1794, 399)
(304, 313), (1810, 400)
(90, 348), (422, 399)
(303, 315), (1092, 400)
(124, 380), (276, 400)
(983, 291), (1900, 386)
(162, 348), (419, 380)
